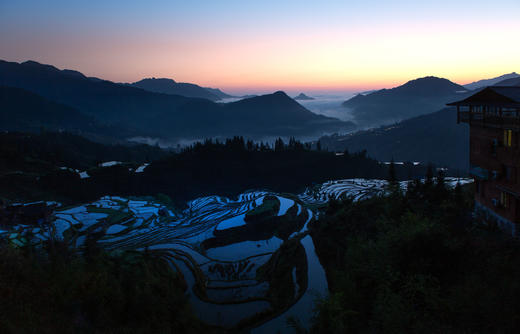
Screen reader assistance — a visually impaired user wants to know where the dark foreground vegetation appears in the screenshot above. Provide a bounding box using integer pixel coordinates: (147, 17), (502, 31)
(0, 131), (167, 171)
(1, 132), (435, 206)
(0, 241), (218, 333)
(311, 178), (520, 333)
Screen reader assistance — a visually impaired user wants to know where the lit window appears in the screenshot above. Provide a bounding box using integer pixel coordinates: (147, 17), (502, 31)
(503, 130), (512, 147)
(500, 191), (509, 208)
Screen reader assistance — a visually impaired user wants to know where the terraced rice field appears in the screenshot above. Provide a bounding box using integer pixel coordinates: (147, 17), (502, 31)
(1, 177), (471, 332)
(299, 177), (473, 204)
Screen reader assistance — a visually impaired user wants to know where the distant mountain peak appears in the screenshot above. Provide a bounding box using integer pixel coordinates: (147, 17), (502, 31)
(238, 91), (293, 104)
(271, 91), (291, 99)
(21, 60), (45, 66)
(20, 60), (60, 72)
(135, 77), (177, 84)
(341, 75), (469, 127)
(17, 60), (89, 80)
(390, 76), (467, 96)
(294, 93), (314, 100)
(402, 76), (462, 86)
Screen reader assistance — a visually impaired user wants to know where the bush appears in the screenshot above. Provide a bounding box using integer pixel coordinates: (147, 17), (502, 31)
(311, 182), (520, 333)
(0, 244), (216, 333)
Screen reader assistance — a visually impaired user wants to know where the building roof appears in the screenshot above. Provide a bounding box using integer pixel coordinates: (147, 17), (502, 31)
(447, 86), (520, 108)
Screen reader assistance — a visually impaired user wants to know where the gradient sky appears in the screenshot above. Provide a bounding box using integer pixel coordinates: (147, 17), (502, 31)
(1, 0), (519, 94)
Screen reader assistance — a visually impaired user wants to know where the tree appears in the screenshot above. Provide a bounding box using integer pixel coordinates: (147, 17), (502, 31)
(425, 164), (434, 188)
(275, 138), (285, 152)
(387, 158), (399, 194)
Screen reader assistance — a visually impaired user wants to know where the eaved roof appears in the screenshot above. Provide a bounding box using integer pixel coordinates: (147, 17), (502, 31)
(447, 86), (520, 108)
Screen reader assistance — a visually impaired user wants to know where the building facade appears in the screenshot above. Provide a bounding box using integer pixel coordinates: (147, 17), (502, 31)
(449, 86), (520, 235)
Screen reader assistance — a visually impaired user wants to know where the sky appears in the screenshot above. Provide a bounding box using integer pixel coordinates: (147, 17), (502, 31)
(1, 0), (519, 95)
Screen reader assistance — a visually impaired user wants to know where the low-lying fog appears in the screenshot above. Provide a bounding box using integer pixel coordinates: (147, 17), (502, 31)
(220, 93), (357, 122)
(297, 94), (356, 122)
(129, 93), (361, 149)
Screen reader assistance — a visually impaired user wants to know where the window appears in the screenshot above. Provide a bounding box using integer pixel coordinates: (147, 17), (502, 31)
(506, 166), (512, 181)
(504, 129), (512, 147)
(500, 191), (510, 209)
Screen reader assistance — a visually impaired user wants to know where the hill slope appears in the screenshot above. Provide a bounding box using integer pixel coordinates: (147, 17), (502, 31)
(221, 91), (353, 135)
(129, 78), (221, 101)
(0, 85), (121, 137)
(204, 87), (234, 99)
(464, 72), (520, 90)
(319, 107), (469, 170)
(494, 77), (520, 87)
(342, 76), (470, 127)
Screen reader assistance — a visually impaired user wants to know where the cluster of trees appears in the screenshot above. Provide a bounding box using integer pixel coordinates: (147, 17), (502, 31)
(0, 132), (167, 172)
(1, 132), (442, 207)
(183, 136), (309, 154)
(143, 136), (389, 204)
(0, 133), (389, 206)
(310, 177), (520, 333)
(0, 240), (220, 333)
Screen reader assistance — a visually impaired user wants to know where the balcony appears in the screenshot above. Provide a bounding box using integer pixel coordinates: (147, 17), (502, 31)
(458, 111), (520, 130)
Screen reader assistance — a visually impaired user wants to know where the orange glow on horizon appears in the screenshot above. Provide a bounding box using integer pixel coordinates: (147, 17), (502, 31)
(2, 13), (518, 95)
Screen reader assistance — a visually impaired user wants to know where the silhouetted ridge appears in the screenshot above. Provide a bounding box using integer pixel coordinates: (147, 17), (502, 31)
(61, 69), (87, 79)
(222, 92), (351, 133)
(204, 87), (234, 99)
(319, 107), (469, 170)
(494, 76), (520, 87)
(0, 85), (119, 137)
(395, 76), (467, 96)
(342, 76), (471, 127)
(464, 72), (520, 90)
(294, 93), (314, 100)
(0, 60), (353, 139)
(130, 77), (221, 100)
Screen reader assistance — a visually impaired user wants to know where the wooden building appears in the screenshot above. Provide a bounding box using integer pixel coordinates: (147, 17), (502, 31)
(449, 86), (520, 235)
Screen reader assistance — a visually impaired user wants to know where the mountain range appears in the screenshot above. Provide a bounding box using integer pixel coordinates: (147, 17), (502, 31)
(0, 85), (127, 141)
(463, 72), (520, 90)
(342, 76), (471, 128)
(494, 77), (520, 87)
(319, 107), (469, 170)
(0, 60), (353, 140)
(1, 59), (517, 169)
(128, 78), (231, 101)
(328, 72), (520, 170)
